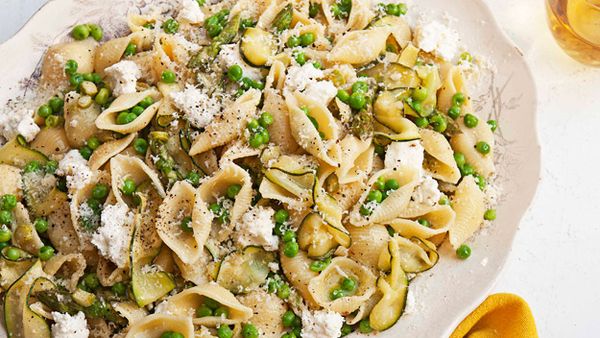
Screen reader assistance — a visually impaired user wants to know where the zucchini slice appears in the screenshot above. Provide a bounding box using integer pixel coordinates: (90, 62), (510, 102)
(358, 63), (421, 89)
(240, 27), (276, 67)
(4, 260), (47, 338)
(0, 137), (48, 168)
(297, 212), (339, 258)
(373, 89), (410, 127)
(130, 194), (175, 307)
(369, 239), (408, 331)
(216, 246), (276, 294)
(313, 185), (351, 248)
(24, 277), (55, 337)
(378, 236), (439, 273)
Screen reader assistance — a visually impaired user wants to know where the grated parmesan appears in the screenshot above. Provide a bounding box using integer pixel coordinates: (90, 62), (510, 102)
(414, 20), (460, 60)
(170, 84), (221, 129)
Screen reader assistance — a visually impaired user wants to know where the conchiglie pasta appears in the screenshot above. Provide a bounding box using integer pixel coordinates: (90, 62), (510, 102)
(30, 127), (70, 156)
(95, 31), (154, 75)
(448, 175), (486, 248)
(348, 224), (390, 269)
(109, 154), (166, 205)
(125, 314), (194, 338)
(238, 290), (287, 338)
(387, 204), (455, 239)
(40, 39), (97, 88)
(450, 115), (496, 178)
(420, 129), (461, 184)
(42, 253), (86, 291)
(337, 135), (374, 184)
(280, 249), (320, 309)
(438, 65), (471, 114)
(87, 132), (137, 170)
(263, 89), (300, 154)
(0, 164), (22, 197)
(95, 89), (161, 134)
(64, 91), (102, 148)
(328, 27), (391, 65)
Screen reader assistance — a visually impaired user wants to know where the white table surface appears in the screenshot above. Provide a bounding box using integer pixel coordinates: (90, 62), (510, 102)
(2, 1), (600, 337)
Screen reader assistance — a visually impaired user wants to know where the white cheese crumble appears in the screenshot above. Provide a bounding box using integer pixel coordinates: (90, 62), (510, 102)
(173, 34), (201, 53)
(303, 80), (338, 105)
(104, 60), (141, 97)
(91, 203), (133, 268)
(236, 206), (280, 251)
(51, 311), (90, 338)
(178, 0), (205, 24)
(413, 175), (441, 206)
(0, 109), (40, 142)
(414, 20), (460, 60)
(285, 63), (324, 92)
(384, 140), (424, 175)
(217, 44), (262, 80)
(170, 84), (220, 129)
(301, 310), (344, 338)
(57, 150), (95, 191)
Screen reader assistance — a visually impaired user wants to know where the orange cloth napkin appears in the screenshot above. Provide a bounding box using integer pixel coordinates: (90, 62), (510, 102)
(450, 293), (538, 338)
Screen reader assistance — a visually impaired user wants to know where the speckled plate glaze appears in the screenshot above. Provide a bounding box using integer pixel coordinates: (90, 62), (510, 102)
(0, 0), (540, 337)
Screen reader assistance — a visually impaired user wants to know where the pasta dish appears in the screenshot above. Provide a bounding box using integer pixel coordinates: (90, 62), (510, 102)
(0, 0), (499, 337)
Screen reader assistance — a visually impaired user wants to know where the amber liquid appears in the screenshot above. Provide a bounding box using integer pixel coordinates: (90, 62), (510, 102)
(547, 0), (600, 66)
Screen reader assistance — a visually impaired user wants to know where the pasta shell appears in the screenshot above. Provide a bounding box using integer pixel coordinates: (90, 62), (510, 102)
(110, 154), (166, 205)
(95, 89), (161, 134)
(219, 140), (261, 167)
(265, 60), (286, 91)
(450, 116), (496, 178)
(88, 132), (137, 170)
(438, 65), (471, 113)
(96, 256), (127, 287)
(157, 181), (210, 265)
(0, 164), (22, 198)
(64, 91), (101, 148)
(377, 235), (439, 273)
(30, 127), (70, 156)
(387, 204), (455, 239)
(189, 89), (261, 156)
(263, 89), (300, 154)
(43, 253), (86, 292)
(125, 313), (194, 338)
(112, 301), (147, 326)
(286, 90), (341, 167)
(95, 31), (154, 76)
(307, 257), (377, 314)
(336, 135), (374, 184)
(328, 27), (391, 65)
(173, 251), (211, 285)
(238, 290), (287, 338)
(420, 129), (461, 184)
(348, 167), (420, 227)
(41, 39), (97, 88)
(345, 0), (376, 31)
(280, 249), (319, 309)
(448, 176), (486, 248)
(348, 224), (390, 270)
(158, 283), (253, 327)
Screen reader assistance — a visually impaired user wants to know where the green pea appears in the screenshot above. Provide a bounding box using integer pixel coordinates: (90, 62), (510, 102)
(309, 259), (329, 272)
(273, 222), (286, 237)
(45, 113), (61, 128)
(79, 146), (93, 160)
(95, 88), (110, 106)
(178, 216), (192, 232)
(277, 283), (291, 299)
(330, 288), (345, 300)
(65, 59), (78, 75)
(83, 273), (100, 290)
(349, 92), (366, 110)
(0, 229), (11, 242)
(292, 315), (302, 328)
(385, 179), (400, 191)
(138, 96), (154, 108)
(214, 306), (229, 318)
(242, 323), (259, 338)
(123, 43), (137, 57)
(484, 209), (496, 221)
(430, 114), (448, 133)
(267, 278), (281, 293)
(116, 111), (134, 125)
(359, 204), (373, 216)
(90, 73), (102, 84)
(283, 240), (299, 258)
(121, 178), (137, 195)
(209, 203), (222, 215)
(161, 70), (177, 83)
(341, 323), (353, 336)
(456, 244), (471, 259)
(194, 304), (213, 317)
(282, 310), (296, 327)
(24, 160), (41, 173)
(49, 96), (64, 113)
(336, 89), (350, 103)
(452, 92), (466, 106)
(351, 81), (369, 94)
(226, 184), (242, 199)
(132, 138), (148, 155)
(398, 3), (408, 15)
(448, 105), (461, 120)
(341, 277), (357, 292)
(464, 113), (479, 128)
(460, 163), (475, 176)
(274, 209), (289, 224)
(359, 319), (372, 333)
(260, 128), (270, 143)
(39, 245), (55, 261)
(162, 18), (180, 34)
(487, 119), (498, 132)
(417, 219), (431, 227)
(439, 195), (450, 205)
(414, 116), (429, 128)
(204, 297), (220, 310)
(412, 87), (428, 102)
(244, 119), (259, 132)
(82, 72), (94, 81)
(282, 230), (296, 243)
(454, 152), (466, 168)
(69, 73), (84, 88)
(160, 332), (184, 338)
(34, 218), (49, 233)
(71, 24), (90, 40)
(367, 190), (383, 203)
(475, 141), (491, 155)
(249, 133), (264, 148)
(411, 101), (423, 114)
(217, 325), (233, 338)
(227, 65), (243, 82)
(309, 2), (320, 18)
(251, 80), (265, 90)
(88, 23), (103, 41)
(5, 247), (20, 261)
(299, 32), (315, 46)
(386, 3), (400, 16)
(111, 282), (127, 296)
(287, 35), (301, 48)
(86, 137), (100, 151)
(259, 112), (274, 127)
(186, 171), (201, 187)
(1, 195), (17, 211)
(374, 176), (386, 190)
(37, 105), (52, 118)
(294, 51), (306, 65)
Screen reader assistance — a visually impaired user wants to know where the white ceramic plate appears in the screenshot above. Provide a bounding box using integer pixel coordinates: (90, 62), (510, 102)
(0, 0), (540, 337)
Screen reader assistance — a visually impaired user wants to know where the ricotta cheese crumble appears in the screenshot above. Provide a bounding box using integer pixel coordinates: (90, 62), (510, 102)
(170, 84), (220, 129)
(57, 150), (95, 191)
(0, 109), (40, 142)
(414, 20), (460, 61)
(51, 311), (90, 338)
(178, 0), (205, 24)
(236, 206), (280, 251)
(303, 80), (338, 105)
(104, 60), (141, 97)
(384, 140), (425, 175)
(301, 310), (344, 338)
(285, 63), (324, 93)
(91, 202), (133, 268)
